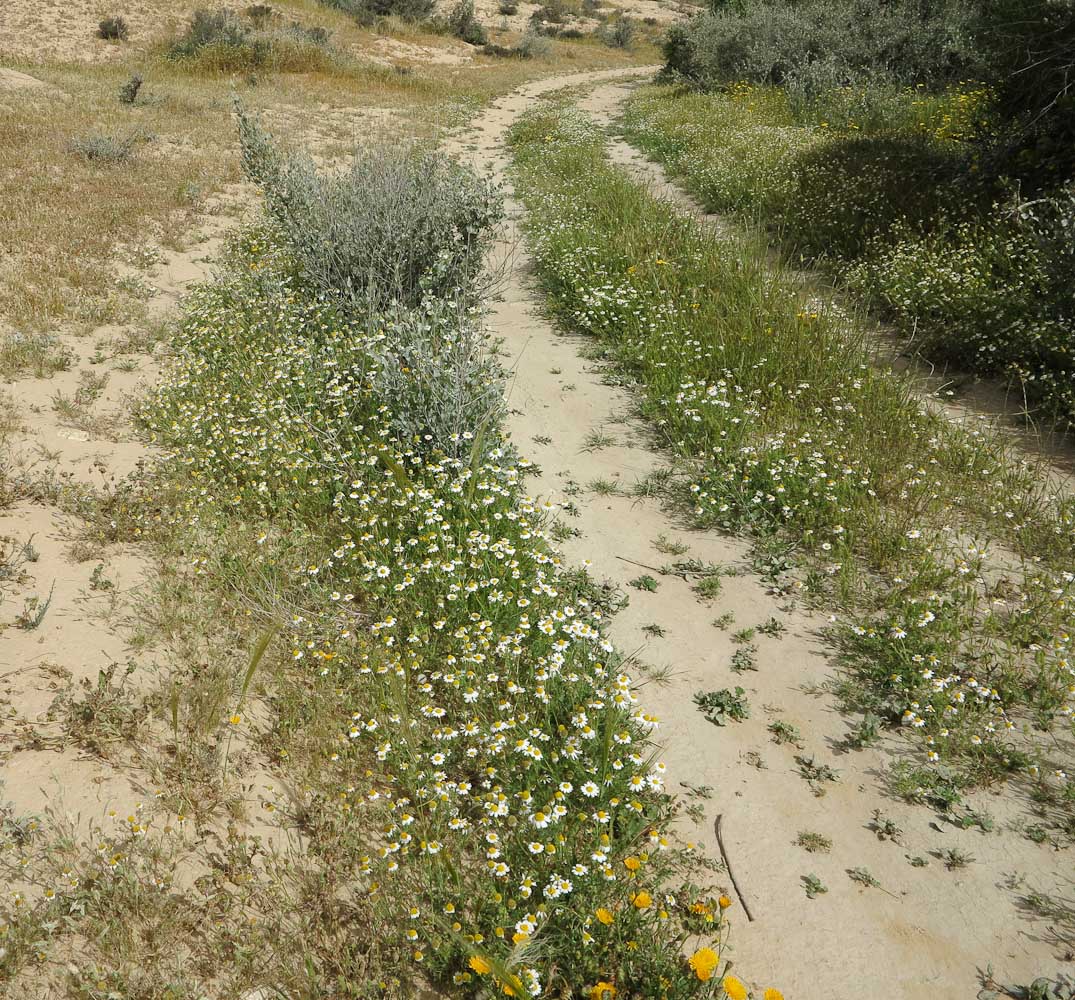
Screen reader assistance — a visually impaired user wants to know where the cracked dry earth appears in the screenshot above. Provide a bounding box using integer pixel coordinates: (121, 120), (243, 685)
(453, 70), (1070, 998)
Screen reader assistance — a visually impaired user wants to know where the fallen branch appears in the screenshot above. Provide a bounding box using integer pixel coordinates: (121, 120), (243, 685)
(714, 814), (754, 922)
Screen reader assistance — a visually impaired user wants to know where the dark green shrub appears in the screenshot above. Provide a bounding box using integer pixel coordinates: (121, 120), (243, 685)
(849, 187), (1075, 425)
(598, 16), (633, 48)
(246, 3), (274, 23)
(117, 72), (143, 104)
(780, 133), (970, 260)
(168, 9), (250, 60)
(97, 15), (130, 40)
(973, 0), (1075, 185)
(320, 0), (435, 21)
(498, 0), (518, 13)
(167, 8), (333, 72)
(531, 0), (568, 25)
(663, 0), (974, 92)
(448, 0), (488, 45)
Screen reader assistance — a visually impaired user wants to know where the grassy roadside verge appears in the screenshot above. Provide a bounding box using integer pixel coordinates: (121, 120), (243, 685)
(508, 103), (1075, 826)
(617, 83), (1075, 430)
(0, 109), (763, 999)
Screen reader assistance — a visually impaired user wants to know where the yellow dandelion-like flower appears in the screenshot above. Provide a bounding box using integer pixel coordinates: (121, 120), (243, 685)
(764, 989), (785, 1000)
(469, 956), (491, 975)
(631, 891), (652, 909)
(718, 894), (733, 910)
(723, 974), (747, 1000)
(595, 907), (614, 925)
(590, 982), (617, 1000)
(623, 856), (641, 872)
(688, 946), (718, 982)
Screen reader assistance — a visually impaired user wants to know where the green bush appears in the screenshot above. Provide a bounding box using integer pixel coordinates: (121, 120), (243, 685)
(167, 8), (334, 72)
(235, 103), (502, 315)
(97, 15), (130, 41)
(779, 132), (968, 261)
(663, 0), (975, 93)
(973, 0), (1075, 184)
(597, 16), (633, 48)
(319, 0), (435, 22)
(446, 0), (488, 44)
(848, 188), (1075, 424)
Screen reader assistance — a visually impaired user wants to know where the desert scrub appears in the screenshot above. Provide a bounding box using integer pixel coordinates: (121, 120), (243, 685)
(620, 84), (978, 262)
(131, 124), (767, 997)
(166, 8), (338, 74)
(235, 104), (502, 316)
(509, 104), (1075, 811)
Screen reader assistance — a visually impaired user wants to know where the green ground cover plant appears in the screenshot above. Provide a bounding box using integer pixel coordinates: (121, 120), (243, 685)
(621, 81), (1075, 428)
(630, 0), (1075, 428)
(0, 112), (774, 998)
(509, 103), (1075, 816)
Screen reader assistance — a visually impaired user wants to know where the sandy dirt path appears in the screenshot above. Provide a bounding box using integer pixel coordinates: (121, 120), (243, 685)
(452, 70), (1070, 1000)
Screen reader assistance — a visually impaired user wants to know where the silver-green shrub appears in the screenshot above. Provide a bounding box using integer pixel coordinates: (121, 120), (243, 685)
(235, 103), (503, 316)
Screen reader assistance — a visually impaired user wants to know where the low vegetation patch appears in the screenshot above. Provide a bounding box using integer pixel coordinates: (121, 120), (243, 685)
(510, 104), (1075, 820)
(639, 0), (1075, 428)
(621, 84), (1075, 428)
(167, 8), (337, 74)
(0, 111), (773, 999)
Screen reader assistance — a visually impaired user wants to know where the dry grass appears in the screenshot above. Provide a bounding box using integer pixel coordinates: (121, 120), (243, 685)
(0, 5), (656, 332)
(0, 63), (237, 331)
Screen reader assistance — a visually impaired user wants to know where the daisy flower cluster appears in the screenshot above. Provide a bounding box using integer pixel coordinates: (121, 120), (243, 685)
(145, 184), (754, 995)
(510, 104), (1075, 803)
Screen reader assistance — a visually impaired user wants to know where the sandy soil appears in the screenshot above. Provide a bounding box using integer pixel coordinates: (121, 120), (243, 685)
(0, 194), (243, 825)
(449, 67), (1074, 999)
(0, 0), (201, 63)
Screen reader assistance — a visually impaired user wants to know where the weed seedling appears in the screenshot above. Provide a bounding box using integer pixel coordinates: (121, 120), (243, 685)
(641, 623), (666, 638)
(589, 478), (620, 495)
(653, 533), (689, 556)
(847, 867), (881, 890)
(795, 755), (839, 796)
(939, 848), (976, 870)
(757, 616), (786, 637)
(16, 583), (55, 630)
(768, 719), (803, 747)
(870, 810), (903, 843)
(802, 874), (828, 899)
(795, 831), (831, 853)
(582, 429), (616, 451)
(730, 645), (758, 673)
(694, 687), (750, 725)
(629, 574), (659, 592)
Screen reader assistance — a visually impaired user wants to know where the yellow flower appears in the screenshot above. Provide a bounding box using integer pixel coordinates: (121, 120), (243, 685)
(591, 983), (617, 1000)
(723, 975), (747, 1000)
(718, 894), (733, 910)
(623, 856), (641, 872)
(631, 891), (652, 909)
(512, 932), (529, 944)
(595, 907), (614, 926)
(688, 947), (719, 982)
(469, 956), (491, 975)
(764, 990), (785, 1000)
